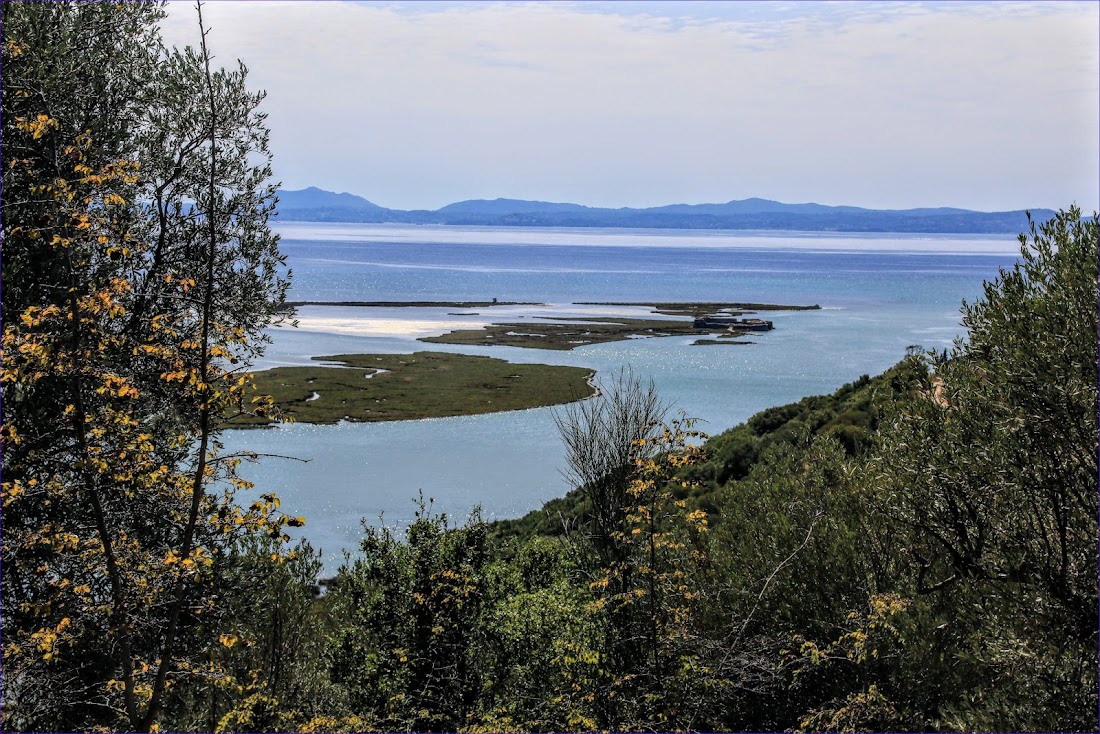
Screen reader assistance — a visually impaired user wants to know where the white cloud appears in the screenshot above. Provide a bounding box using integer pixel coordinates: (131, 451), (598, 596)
(160, 1), (1099, 211)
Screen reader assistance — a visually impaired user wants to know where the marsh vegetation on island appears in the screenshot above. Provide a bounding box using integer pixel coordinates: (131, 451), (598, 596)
(234, 352), (595, 425)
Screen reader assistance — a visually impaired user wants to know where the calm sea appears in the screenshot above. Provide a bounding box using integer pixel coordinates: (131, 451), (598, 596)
(221, 222), (1022, 572)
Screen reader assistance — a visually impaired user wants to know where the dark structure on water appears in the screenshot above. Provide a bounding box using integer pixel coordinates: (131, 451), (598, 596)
(693, 316), (774, 331)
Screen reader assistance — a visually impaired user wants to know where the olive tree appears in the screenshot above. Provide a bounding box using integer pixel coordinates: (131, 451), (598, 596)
(2, 3), (290, 730)
(874, 207), (1098, 730)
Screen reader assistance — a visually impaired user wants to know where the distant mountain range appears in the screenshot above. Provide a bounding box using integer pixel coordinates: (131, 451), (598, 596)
(275, 186), (1056, 234)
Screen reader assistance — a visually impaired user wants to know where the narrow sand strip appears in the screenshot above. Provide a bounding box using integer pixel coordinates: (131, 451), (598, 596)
(289, 316), (488, 338)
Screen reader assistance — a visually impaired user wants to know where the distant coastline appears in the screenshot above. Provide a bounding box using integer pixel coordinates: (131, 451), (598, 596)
(275, 186), (1057, 235)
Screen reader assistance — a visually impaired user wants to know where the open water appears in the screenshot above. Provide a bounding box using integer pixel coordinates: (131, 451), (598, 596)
(220, 222), (1022, 572)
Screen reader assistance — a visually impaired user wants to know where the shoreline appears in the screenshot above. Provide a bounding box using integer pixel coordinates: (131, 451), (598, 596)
(244, 300), (816, 423)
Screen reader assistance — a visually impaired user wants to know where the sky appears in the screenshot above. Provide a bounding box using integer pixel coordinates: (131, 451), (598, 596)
(159, 1), (1099, 212)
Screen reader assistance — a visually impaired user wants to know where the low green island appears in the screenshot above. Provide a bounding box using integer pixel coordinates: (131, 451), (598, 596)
(230, 351), (595, 426)
(419, 301), (818, 350)
(418, 316), (706, 350)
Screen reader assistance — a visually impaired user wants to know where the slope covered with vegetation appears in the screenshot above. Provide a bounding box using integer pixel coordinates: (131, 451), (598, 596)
(177, 210), (1097, 733)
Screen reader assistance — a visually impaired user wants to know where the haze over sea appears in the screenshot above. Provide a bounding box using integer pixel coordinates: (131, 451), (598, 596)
(222, 222), (1022, 572)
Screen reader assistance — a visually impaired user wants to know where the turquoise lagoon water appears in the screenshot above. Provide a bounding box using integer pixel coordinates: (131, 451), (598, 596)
(220, 222), (1022, 572)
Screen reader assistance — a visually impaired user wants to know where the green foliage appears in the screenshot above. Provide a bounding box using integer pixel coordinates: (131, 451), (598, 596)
(784, 594), (912, 733)
(471, 539), (601, 731)
(695, 435), (883, 730)
(204, 540), (344, 733)
(868, 207), (1099, 730)
(328, 501), (490, 731)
